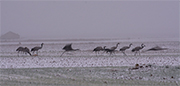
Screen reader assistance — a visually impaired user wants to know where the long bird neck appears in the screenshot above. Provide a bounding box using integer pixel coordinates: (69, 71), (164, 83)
(40, 44), (43, 49)
(141, 45), (144, 49)
(129, 44), (132, 48)
(115, 43), (119, 48)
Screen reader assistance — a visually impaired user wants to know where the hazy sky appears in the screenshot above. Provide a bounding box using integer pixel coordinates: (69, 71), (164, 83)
(1, 0), (179, 39)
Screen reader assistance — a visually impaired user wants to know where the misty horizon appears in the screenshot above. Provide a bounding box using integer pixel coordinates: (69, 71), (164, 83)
(1, 1), (179, 39)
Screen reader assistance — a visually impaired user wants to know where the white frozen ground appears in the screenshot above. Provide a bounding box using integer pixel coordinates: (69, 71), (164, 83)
(0, 38), (179, 68)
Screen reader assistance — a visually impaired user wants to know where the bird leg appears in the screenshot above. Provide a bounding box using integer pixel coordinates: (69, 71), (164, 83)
(109, 51), (114, 56)
(95, 51), (97, 56)
(134, 51), (137, 56)
(17, 51), (20, 57)
(122, 51), (127, 56)
(138, 51), (141, 55)
(60, 51), (66, 57)
(109, 52), (112, 56)
(113, 51), (116, 56)
(36, 51), (38, 55)
(102, 50), (107, 54)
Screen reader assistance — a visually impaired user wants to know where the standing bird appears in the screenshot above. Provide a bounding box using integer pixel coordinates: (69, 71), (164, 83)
(146, 46), (168, 51)
(93, 46), (103, 56)
(31, 43), (44, 55)
(110, 43), (120, 50)
(132, 44), (145, 56)
(104, 43), (120, 56)
(120, 43), (132, 56)
(104, 46), (115, 56)
(60, 43), (80, 57)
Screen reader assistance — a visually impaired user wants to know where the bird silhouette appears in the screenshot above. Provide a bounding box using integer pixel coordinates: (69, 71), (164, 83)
(146, 46), (168, 51)
(16, 47), (24, 52)
(31, 43), (44, 55)
(93, 46), (103, 56)
(110, 43), (120, 50)
(120, 43), (132, 56)
(16, 47), (31, 56)
(103, 43), (119, 56)
(24, 47), (31, 56)
(16, 47), (24, 56)
(104, 46), (116, 56)
(60, 43), (80, 57)
(132, 44), (145, 56)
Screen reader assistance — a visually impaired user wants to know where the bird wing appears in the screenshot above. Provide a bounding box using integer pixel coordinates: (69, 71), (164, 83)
(97, 46), (103, 49)
(132, 46), (141, 52)
(147, 46), (168, 51)
(31, 46), (41, 51)
(120, 46), (128, 50)
(93, 46), (103, 51)
(63, 43), (73, 51)
(16, 47), (24, 51)
(110, 47), (116, 50)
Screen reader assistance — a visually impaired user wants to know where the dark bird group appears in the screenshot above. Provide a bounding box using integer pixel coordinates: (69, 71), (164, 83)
(16, 42), (168, 57)
(60, 42), (168, 56)
(93, 43), (168, 56)
(93, 43), (120, 56)
(16, 43), (44, 56)
(93, 43), (133, 56)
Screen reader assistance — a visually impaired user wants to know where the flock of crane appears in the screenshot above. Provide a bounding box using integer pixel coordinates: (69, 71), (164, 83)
(16, 43), (44, 56)
(16, 42), (168, 57)
(93, 43), (145, 56)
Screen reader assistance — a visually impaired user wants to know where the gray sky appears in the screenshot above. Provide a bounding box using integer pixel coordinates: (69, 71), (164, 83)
(1, 0), (179, 39)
